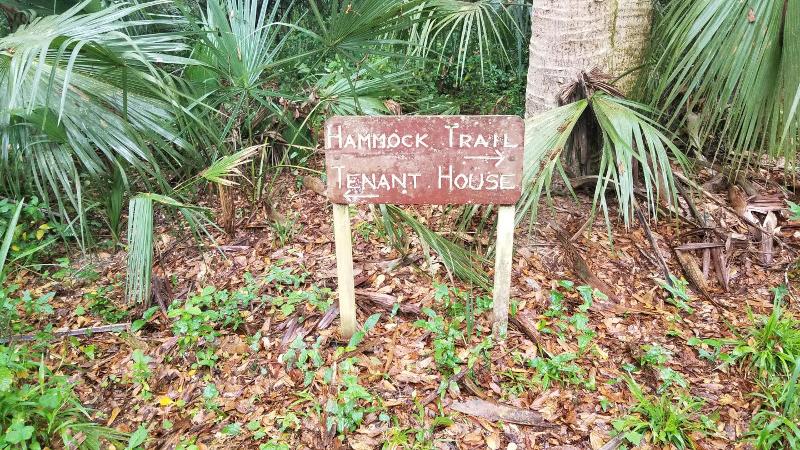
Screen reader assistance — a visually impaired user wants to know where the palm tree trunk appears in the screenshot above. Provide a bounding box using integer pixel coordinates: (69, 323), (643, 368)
(525, 0), (653, 117)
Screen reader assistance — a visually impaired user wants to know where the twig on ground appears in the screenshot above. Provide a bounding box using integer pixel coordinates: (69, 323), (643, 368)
(1, 323), (130, 343)
(634, 202), (673, 286)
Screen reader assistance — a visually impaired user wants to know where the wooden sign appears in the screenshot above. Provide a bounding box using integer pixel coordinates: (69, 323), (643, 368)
(326, 115), (524, 339)
(325, 116), (524, 205)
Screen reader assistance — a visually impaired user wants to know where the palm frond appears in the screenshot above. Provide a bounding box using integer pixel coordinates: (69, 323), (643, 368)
(383, 205), (490, 290)
(200, 145), (260, 186)
(519, 94), (686, 229)
(316, 67), (414, 116)
(649, 0), (800, 169)
(410, 0), (522, 81)
(0, 0), (194, 240)
(125, 195), (153, 306)
(278, 0), (426, 69)
(0, 198), (23, 283)
(518, 99), (587, 224)
(125, 192), (215, 305)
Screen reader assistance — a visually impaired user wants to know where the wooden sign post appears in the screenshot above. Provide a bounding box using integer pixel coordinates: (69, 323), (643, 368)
(325, 116), (524, 338)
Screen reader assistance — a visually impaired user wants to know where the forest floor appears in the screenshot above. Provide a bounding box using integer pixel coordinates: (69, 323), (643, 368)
(8, 162), (798, 450)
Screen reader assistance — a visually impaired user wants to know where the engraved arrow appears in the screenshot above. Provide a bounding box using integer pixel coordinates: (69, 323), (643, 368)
(463, 147), (507, 167)
(343, 190), (380, 203)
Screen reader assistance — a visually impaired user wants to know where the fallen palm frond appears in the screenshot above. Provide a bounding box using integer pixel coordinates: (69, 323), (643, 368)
(126, 147), (259, 305)
(125, 196), (154, 306)
(649, 0), (800, 170)
(382, 205), (490, 290)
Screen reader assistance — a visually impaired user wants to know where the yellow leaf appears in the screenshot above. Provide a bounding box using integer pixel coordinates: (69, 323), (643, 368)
(38, 223), (50, 230)
(36, 229), (45, 240)
(158, 396), (173, 406)
(11, 245), (19, 252)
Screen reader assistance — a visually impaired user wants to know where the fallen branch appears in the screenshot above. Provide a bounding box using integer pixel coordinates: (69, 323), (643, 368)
(634, 201), (673, 286)
(510, 316), (543, 348)
(675, 172), (791, 252)
(1, 323), (130, 343)
(355, 289), (420, 314)
(597, 435), (625, 450)
(449, 398), (554, 428)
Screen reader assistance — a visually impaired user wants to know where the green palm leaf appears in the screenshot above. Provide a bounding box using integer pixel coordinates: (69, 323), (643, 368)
(519, 94), (686, 229)
(409, 0), (522, 81)
(0, 0), (193, 241)
(650, 0), (800, 168)
(0, 199), (23, 283)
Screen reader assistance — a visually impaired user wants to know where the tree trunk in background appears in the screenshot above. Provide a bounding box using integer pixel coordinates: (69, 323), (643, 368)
(525, 0), (653, 117)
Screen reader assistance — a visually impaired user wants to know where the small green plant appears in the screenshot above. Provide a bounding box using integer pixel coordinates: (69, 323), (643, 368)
(639, 344), (671, 368)
(748, 358), (800, 449)
(130, 349), (153, 400)
(415, 308), (463, 375)
(271, 286), (332, 318)
(325, 358), (378, 434)
(0, 344), (128, 448)
(528, 351), (586, 389)
(433, 284), (491, 338)
(730, 286), (800, 378)
(0, 197), (60, 269)
(264, 263), (307, 289)
(657, 276), (694, 313)
(168, 278), (264, 352)
(383, 401), (454, 449)
(0, 286), (55, 335)
(613, 377), (713, 449)
(657, 367), (689, 393)
(271, 216), (298, 247)
(281, 336), (325, 387)
(85, 286), (128, 322)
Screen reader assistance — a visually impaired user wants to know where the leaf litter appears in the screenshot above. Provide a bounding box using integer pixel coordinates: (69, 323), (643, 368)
(6, 164), (800, 449)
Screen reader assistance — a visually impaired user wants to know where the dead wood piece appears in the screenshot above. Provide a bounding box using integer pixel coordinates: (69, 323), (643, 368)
(674, 250), (712, 301)
(674, 242), (724, 251)
(462, 376), (489, 400)
(302, 175), (326, 195)
(634, 204), (673, 285)
(509, 316), (542, 348)
(355, 289), (420, 315)
(549, 222), (619, 303)
(597, 435), (625, 450)
(761, 211), (778, 266)
(449, 398), (554, 428)
(1, 323), (130, 343)
(318, 305), (339, 330)
(710, 246), (729, 291)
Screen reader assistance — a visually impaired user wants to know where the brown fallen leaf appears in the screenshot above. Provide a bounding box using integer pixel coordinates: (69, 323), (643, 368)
(449, 398), (554, 428)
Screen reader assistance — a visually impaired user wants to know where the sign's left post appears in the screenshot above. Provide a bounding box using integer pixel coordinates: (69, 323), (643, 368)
(332, 203), (357, 338)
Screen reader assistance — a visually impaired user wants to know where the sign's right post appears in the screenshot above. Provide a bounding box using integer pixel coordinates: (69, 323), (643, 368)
(492, 204), (515, 338)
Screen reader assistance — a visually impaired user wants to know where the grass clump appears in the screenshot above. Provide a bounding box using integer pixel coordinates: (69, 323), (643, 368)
(730, 286), (800, 378)
(613, 377), (713, 449)
(748, 357), (800, 449)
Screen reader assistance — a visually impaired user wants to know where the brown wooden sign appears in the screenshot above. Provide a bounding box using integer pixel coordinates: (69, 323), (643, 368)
(325, 115), (524, 205)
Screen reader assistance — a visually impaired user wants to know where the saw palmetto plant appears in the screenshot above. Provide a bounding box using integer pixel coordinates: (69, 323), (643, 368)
(648, 0), (800, 172)
(408, 0), (525, 81)
(0, 0), (193, 245)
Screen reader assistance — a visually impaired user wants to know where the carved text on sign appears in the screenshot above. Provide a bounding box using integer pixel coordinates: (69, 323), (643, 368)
(325, 116), (524, 205)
